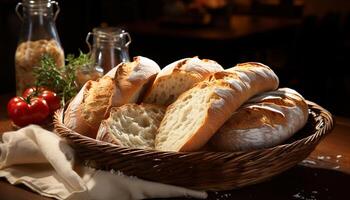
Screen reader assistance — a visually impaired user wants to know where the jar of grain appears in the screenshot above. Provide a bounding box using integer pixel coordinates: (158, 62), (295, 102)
(15, 0), (64, 95)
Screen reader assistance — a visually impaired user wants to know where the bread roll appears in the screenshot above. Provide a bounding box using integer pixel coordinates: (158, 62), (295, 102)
(143, 57), (223, 106)
(64, 56), (160, 138)
(96, 104), (165, 149)
(155, 62), (279, 152)
(209, 88), (309, 151)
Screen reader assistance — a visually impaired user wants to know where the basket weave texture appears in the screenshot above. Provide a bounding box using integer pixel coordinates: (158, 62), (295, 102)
(54, 100), (333, 191)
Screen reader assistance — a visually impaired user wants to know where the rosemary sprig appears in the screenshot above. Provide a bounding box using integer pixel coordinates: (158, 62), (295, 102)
(33, 52), (92, 105)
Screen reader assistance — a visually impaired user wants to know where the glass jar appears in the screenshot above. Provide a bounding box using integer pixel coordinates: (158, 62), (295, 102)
(76, 27), (131, 87)
(15, 0), (64, 95)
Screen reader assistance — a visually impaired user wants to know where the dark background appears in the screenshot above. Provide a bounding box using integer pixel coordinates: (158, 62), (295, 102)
(0, 0), (350, 117)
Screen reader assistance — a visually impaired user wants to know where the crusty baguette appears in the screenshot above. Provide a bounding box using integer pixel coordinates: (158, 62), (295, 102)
(63, 82), (92, 137)
(143, 57), (223, 106)
(96, 104), (165, 149)
(155, 62), (279, 152)
(225, 62), (280, 98)
(208, 88), (309, 151)
(79, 76), (116, 135)
(64, 56), (160, 138)
(64, 77), (116, 139)
(112, 56), (161, 106)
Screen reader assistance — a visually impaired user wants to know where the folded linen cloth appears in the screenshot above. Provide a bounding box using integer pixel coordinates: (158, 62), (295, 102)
(0, 125), (207, 200)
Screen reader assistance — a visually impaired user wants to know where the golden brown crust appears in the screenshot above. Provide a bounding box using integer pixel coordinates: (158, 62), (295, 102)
(64, 82), (93, 137)
(143, 57), (223, 106)
(178, 80), (239, 152)
(65, 56), (160, 139)
(209, 88), (309, 152)
(81, 76), (116, 135)
(155, 62), (279, 152)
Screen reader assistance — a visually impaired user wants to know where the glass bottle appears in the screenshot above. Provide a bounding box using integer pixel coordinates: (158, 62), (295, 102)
(15, 0), (64, 95)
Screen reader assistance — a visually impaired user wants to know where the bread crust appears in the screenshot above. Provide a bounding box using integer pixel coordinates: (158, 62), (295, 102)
(155, 62), (279, 152)
(64, 82), (93, 137)
(64, 77), (117, 138)
(226, 62), (280, 96)
(143, 57), (223, 106)
(113, 56), (160, 106)
(64, 56), (160, 139)
(209, 88), (309, 151)
(178, 80), (241, 152)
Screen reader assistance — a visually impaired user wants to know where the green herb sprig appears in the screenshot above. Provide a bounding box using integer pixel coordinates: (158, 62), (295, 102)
(33, 51), (92, 105)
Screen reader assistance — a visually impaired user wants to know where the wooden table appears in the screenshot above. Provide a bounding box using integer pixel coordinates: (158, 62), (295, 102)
(0, 94), (349, 200)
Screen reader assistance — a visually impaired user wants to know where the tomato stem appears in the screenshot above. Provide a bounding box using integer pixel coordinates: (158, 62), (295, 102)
(23, 95), (31, 104)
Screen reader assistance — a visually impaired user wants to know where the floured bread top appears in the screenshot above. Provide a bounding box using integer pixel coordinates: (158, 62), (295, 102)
(209, 88), (309, 151)
(120, 56), (160, 82)
(113, 56), (160, 105)
(143, 57), (223, 106)
(155, 62), (281, 152)
(227, 62), (279, 90)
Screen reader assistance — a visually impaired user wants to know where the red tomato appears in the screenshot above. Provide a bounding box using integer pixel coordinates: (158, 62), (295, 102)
(23, 87), (61, 113)
(39, 90), (61, 113)
(22, 87), (45, 98)
(7, 96), (50, 127)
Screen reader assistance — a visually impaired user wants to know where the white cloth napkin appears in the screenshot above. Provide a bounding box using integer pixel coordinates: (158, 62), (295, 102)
(0, 125), (207, 200)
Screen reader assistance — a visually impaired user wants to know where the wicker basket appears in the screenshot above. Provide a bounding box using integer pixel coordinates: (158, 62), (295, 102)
(54, 100), (333, 191)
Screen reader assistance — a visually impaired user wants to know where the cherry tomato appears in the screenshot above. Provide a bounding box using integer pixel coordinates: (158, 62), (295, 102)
(7, 96), (50, 127)
(23, 87), (61, 113)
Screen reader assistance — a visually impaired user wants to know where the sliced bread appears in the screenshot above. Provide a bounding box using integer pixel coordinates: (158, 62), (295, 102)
(64, 56), (160, 138)
(155, 62), (279, 152)
(96, 104), (166, 149)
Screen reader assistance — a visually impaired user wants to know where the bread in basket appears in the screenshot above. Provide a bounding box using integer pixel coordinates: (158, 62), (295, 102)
(54, 56), (334, 191)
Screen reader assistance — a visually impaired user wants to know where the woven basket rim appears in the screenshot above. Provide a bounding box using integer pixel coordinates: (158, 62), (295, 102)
(53, 100), (334, 190)
(54, 100), (333, 156)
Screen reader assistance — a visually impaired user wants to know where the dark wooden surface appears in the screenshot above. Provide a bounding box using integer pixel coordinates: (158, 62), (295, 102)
(0, 94), (349, 200)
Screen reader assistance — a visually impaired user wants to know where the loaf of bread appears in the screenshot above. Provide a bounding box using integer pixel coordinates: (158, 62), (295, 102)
(143, 57), (223, 106)
(96, 104), (165, 149)
(64, 76), (116, 138)
(225, 62), (280, 98)
(63, 82), (91, 136)
(64, 56), (160, 138)
(208, 88), (309, 151)
(155, 62), (279, 152)
(113, 56), (161, 106)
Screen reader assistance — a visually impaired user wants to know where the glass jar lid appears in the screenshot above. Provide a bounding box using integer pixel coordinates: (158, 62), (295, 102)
(16, 0), (60, 20)
(86, 27), (131, 50)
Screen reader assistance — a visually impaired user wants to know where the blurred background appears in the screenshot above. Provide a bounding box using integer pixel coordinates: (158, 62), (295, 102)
(0, 0), (349, 117)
